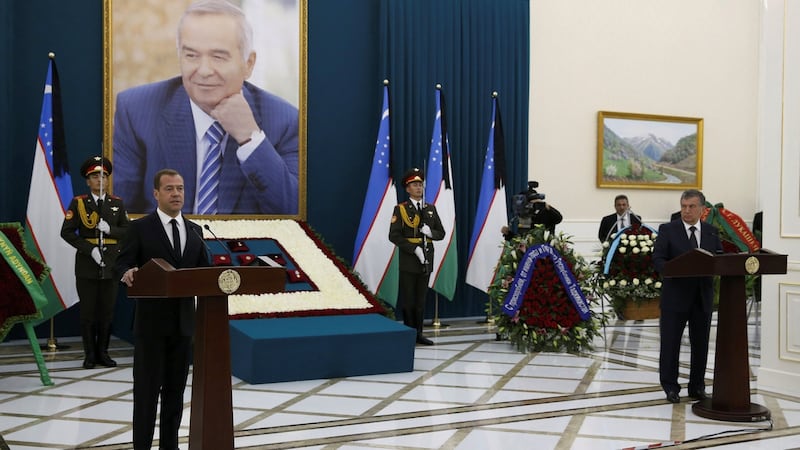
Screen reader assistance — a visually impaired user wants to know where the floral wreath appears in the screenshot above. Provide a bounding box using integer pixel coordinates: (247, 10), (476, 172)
(489, 225), (604, 353)
(594, 223), (662, 313)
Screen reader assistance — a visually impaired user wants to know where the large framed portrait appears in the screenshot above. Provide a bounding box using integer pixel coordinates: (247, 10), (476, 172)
(597, 111), (703, 190)
(102, 0), (307, 218)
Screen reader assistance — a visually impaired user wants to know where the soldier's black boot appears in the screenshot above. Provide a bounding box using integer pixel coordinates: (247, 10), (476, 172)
(81, 324), (96, 369)
(95, 324), (117, 367)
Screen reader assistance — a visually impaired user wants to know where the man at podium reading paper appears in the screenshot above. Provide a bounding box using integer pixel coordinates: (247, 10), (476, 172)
(117, 169), (209, 450)
(653, 189), (722, 404)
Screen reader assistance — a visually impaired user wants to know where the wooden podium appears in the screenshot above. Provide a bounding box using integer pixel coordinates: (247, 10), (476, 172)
(663, 248), (787, 422)
(127, 258), (285, 449)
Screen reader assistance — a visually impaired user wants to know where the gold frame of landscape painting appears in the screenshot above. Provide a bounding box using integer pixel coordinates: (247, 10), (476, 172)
(596, 111), (703, 190)
(102, 0), (308, 219)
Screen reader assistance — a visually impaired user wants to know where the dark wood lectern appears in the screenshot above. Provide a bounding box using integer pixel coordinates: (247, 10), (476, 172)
(663, 248), (787, 422)
(128, 258), (285, 449)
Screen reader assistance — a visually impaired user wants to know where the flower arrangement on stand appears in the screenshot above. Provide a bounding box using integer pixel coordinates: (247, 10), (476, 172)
(594, 223), (662, 319)
(488, 225), (604, 353)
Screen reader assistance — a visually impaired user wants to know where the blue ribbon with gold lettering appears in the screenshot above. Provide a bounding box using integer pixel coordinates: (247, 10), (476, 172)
(502, 244), (591, 320)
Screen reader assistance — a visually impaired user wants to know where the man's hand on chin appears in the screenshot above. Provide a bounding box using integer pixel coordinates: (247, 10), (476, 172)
(211, 92), (259, 144)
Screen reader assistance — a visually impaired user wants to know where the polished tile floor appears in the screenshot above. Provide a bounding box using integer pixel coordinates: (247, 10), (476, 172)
(1, 304), (799, 449)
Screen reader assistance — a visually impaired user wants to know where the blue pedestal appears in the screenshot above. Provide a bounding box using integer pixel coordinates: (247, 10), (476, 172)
(229, 314), (416, 384)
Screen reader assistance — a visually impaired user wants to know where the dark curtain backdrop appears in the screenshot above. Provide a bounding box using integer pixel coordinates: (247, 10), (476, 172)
(378, 0), (530, 318)
(3, 0), (529, 339)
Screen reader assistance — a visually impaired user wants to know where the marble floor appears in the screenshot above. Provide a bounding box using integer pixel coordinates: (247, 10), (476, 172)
(1, 305), (799, 450)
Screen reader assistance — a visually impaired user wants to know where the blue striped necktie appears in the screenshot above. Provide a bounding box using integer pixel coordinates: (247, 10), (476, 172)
(197, 122), (224, 215)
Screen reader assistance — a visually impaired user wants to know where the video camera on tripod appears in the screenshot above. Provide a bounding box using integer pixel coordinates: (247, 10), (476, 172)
(512, 181), (546, 218)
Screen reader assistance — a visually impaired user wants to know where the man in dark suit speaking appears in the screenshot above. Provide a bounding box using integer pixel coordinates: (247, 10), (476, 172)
(113, 0), (299, 215)
(653, 189), (722, 404)
(117, 169), (209, 450)
(598, 194), (641, 242)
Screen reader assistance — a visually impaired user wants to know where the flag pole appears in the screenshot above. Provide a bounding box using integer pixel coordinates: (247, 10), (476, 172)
(41, 53), (61, 353)
(485, 91), (498, 326)
(46, 318), (58, 350)
(432, 293), (449, 328)
(43, 317), (69, 351)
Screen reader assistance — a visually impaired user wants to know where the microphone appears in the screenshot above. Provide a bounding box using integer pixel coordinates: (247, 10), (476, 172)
(191, 226), (214, 265)
(204, 224), (235, 266)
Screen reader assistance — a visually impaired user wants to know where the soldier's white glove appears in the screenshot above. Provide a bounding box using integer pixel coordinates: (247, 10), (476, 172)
(420, 224), (432, 238)
(91, 247), (106, 267)
(414, 247), (426, 264)
(97, 219), (110, 234)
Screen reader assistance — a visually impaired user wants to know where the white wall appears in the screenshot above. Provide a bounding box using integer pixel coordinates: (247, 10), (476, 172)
(758, 0), (800, 398)
(529, 0), (761, 258)
(530, 0), (800, 399)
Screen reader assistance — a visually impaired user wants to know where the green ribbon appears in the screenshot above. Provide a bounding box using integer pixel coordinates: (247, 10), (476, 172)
(705, 202), (751, 252)
(0, 229), (48, 311)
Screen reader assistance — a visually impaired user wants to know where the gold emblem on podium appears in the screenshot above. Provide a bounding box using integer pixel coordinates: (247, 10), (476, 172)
(218, 269), (241, 294)
(744, 256), (760, 274)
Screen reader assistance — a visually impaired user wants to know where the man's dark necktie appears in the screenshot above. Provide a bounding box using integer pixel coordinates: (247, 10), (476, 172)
(689, 225), (699, 248)
(170, 218), (181, 257)
(416, 201), (422, 212)
(97, 197), (103, 210)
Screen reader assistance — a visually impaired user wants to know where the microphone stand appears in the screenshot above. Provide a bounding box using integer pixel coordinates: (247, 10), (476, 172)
(204, 224), (235, 265)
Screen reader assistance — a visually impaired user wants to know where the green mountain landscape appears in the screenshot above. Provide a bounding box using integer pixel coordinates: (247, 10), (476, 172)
(601, 125), (697, 185)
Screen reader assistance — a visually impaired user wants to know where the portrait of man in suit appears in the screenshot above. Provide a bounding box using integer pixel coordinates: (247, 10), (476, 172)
(111, 0), (300, 215)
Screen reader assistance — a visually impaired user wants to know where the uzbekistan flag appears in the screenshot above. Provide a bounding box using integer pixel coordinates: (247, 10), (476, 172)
(24, 56), (79, 321)
(353, 84), (399, 306)
(466, 95), (509, 292)
(425, 87), (458, 300)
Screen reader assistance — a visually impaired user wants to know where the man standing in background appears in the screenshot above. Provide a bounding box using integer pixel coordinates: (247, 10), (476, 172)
(598, 194), (641, 242)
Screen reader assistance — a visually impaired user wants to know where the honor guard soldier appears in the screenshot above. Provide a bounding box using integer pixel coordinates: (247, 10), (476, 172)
(61, 156), (130, 369)
(389, 168), (445, 345)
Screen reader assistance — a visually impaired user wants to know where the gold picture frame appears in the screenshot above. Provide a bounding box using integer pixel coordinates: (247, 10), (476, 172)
(102, 0), (307, 219)
(597, 111), (703, 190)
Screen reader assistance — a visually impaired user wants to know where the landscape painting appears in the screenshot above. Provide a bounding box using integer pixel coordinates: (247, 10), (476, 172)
(597, 111), (703, 189)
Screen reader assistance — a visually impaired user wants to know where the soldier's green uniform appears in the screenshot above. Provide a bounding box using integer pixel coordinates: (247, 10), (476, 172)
(61, 156), (129, 369)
